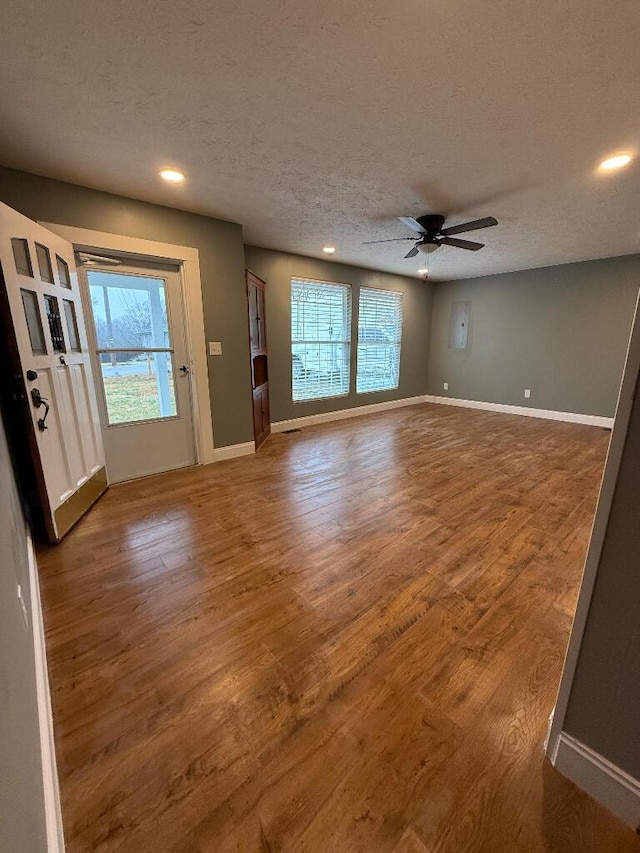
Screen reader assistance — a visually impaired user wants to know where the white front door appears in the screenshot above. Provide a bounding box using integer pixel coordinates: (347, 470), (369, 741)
(0, 203), (106, 542)
(80, 263), (196, 482)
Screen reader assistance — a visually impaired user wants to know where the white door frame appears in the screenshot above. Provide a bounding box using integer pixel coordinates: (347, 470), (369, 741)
(41, 224), (215, 465)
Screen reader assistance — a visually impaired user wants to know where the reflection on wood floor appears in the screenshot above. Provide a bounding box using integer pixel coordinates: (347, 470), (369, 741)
(37, 403), (640, 852)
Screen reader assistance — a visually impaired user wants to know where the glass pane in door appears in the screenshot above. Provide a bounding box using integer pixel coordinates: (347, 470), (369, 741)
(35, 242), (54, 283)
(86, 270), (178, 427)
(44, 294), (66, 352)
(63, 299), (81, 352)
(12, 238), (33, 276)
(56, 255), (72, 288)
(88, 272), (169, 349)
(100, 350), (177, 425)
(21, 289), (47, 354)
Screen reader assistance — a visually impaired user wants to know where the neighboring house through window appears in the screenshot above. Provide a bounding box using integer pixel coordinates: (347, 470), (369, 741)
(291, 278), (351, 401)
(356, 288), (403, 393)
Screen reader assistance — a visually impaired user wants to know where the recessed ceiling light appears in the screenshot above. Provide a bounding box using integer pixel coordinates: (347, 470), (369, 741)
(598, 153), (633, 172)
(160, 168), (185, 183)
(322, 245), (336, 255)
(418, 268), (429, 274)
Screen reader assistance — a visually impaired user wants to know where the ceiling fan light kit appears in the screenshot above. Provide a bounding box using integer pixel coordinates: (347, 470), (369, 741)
(363, 213), (499, 261)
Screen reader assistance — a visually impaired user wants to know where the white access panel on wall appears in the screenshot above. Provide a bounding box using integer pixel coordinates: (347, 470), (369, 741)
(448, 300), (471, 349)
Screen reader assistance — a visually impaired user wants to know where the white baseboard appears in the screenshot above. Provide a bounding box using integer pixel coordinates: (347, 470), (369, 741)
(271, 394), (613, 434)
(212, 441), (256, 461)
(423, 395), (614, 429)
(272, 395), (431, 432)
(551, 732), (640, 831)
(27, 533), (65, 853)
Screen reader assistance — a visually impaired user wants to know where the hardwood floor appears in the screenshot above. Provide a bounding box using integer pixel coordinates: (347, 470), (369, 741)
(37, 403), (640, 852)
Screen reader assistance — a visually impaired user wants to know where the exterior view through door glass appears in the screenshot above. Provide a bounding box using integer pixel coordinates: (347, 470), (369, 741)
(88, 272), (176, 424)
(83, 265), (196, 483)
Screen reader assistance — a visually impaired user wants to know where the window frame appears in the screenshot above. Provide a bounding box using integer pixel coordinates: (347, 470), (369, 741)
(85, 267), (180, 427)
(356, 287), (403, 394)
(290, 277), (352, 403)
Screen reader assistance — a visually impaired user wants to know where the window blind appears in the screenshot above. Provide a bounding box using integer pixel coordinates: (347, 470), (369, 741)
(291, 278), (352, 401)
(356, 288), (403, 393)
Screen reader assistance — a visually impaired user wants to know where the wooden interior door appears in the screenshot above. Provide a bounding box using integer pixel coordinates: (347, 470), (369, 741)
(246, 270), (270, 449)
(0, 202), (107, 542)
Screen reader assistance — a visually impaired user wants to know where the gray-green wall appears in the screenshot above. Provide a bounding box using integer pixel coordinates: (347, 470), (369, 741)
(244, 246), (433, 423)
(0, 166), (253, 447)
(427, 256), (640, 417)
(0, 415), (49, 853)
(563, 365), (640, 778)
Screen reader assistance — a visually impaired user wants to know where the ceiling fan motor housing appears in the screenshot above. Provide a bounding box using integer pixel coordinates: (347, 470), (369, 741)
(415, 215), (446, 252)
(416, 214), (446, 234)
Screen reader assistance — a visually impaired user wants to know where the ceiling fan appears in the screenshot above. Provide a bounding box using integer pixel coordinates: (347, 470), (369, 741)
(364, 214), (498, 258)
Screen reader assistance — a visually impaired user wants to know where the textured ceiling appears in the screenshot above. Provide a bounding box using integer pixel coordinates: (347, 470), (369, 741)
(1, 0), (639, 280)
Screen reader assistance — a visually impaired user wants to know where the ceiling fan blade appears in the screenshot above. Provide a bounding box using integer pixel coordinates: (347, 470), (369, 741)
(439, 237), (485, 251)
(404, 246), (419, 258)
(362, 237), (415, 244)
(398, 216), (427, 234)
(440, 216), (498, 236)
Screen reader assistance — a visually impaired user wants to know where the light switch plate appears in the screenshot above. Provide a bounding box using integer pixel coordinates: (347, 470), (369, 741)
(209, 341), (222, 356)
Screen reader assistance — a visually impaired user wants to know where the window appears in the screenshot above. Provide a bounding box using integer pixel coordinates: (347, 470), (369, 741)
(86, 270), (177, 425)
(356, 288), (403, 393)
(291, 278), (351, 401)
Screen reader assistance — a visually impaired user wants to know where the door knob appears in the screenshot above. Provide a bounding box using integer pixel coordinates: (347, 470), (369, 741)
(179, 365), (190, 375)
(31, 388), (50, 431)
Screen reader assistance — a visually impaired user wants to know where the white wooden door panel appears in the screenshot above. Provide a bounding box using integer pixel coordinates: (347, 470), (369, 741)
(33, 370), (74, 506)
(68, 363), (102, 474)
(50, 365), (86, 491)
(0, 202), (107, 541)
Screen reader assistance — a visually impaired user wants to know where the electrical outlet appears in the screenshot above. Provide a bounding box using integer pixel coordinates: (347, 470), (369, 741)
(524, 389), (531, 398)
(443, 382), (449, 391)
(209, 341), (222, 356)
